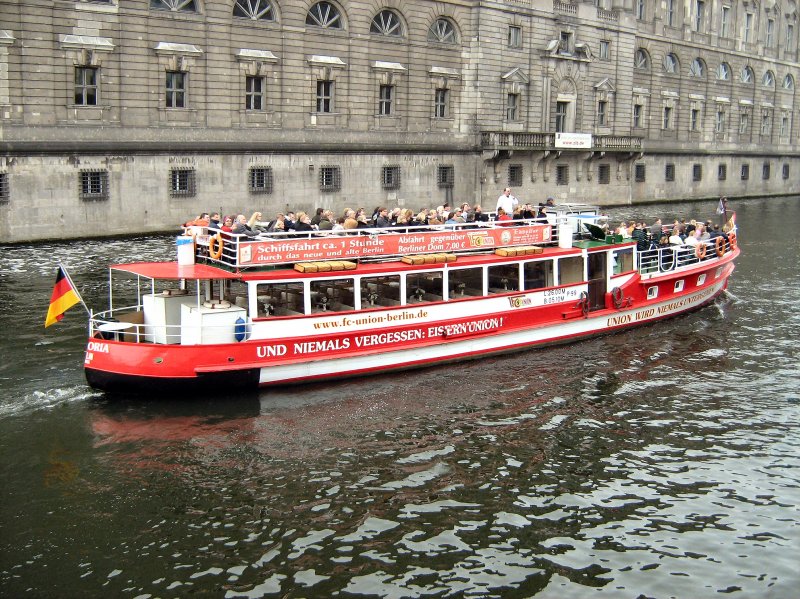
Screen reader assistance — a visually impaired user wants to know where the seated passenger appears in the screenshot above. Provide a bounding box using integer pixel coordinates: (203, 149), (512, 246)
(375, 207), (392, 228)
(495, 208), (513, 226)
(668, 228), (683, 245)
(232, 214), (258, 237)
(294, 211), (316, 233)
(248, 212), (267, 235)
(208, 213), (222, 231)
(473, 204), (489, 222)
(220, 215), (234, 232)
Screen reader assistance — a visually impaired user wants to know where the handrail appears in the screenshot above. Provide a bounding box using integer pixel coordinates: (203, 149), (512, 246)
(637, 237), (734, 275)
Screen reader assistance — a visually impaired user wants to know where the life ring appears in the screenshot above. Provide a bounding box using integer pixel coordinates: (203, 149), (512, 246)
(611, 287), (624, 309)
(728, 232), (737, 250)
(162, 288), (187, 297)
(695, 243), (707, 259)
(209, 233), (224, 260)
(578, 291), (590, 318)
(203, 300), (231, 309)
(715, 236), (725, 257)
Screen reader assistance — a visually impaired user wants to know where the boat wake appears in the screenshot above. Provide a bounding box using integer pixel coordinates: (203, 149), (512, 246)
(0, 385), (99, 418)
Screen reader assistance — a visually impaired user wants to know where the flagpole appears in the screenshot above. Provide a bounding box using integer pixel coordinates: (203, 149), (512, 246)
(58, 262), (91, 316)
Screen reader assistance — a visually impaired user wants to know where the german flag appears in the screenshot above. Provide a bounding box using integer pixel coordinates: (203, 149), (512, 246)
(45, 266), (82, 327)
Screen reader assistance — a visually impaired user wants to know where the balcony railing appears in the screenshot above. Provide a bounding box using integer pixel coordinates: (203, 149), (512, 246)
(554, 0), (577, 15)
(480, 131), (643, 152)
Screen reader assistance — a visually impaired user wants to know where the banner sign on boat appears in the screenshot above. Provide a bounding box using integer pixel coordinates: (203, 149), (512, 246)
(237, 225), (552, 265)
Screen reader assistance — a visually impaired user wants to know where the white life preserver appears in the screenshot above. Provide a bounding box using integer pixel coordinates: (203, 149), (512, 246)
(203, 300), (232, 309)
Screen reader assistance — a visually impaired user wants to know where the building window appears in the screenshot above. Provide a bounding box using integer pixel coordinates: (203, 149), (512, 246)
(690, 108), (700, 131)
(306, 2), (342, 29)
(165, 71), (186, 108)
(787, 24), (795, 51)
(635, 0), (645, 20)
(370, 9), (402, 36)
(508, 26), (522, 48)
(437, 165), (454, 188)
(741, 164), (750, 180)
(382, 165), (401, 190)
(598, 164), (610, 184)
(170, 168), (196, 197)
(633, 103), (643, 128)
(597, 100), (607, 126)
(316, 80), (333, 113)
(784, 75), (795, 91)
(766, 19), (775, 47)
(690, 58), (705, 78)
(663, 106), (673, 129)
(233, 0), (274, 20)
(556, 164), (569, 185)
(379, 85), (394, 116)
(780, 114), (789, 137)
(739, 111), (750, 133)
(428, 18), (457, 44)
(782, 163), (790, 179)
(762, 162), (770, 179)
(434, 88), (449, 118)
(245, 76), (264, 110)
(761, 111), (772, 135)
(559, 31), (573, 54)
(508, 164), (523, 187)
(715, 109), (725, 133)
(762, 71), (775, 87)
(249, 167), (273, 194)
(634, 163), (646, 182)
(151, 0), (197, 12)
(319, 165), (341, 191)
(506, 93), (519, 121)
(717, 63), (730, 80)
(79, 170), (109, 201)
(666, 0), (675, 26)
(720, 5), (730, 37)
(741, 66), (754, 84)
(634, 48), (650, 70)
(74, 67), (98, 106)
(744, 13), (753, 43)
(664, 53), (678, 73)
(0, 173), (10, 204)
(694, 0), (705, 31)
(718, 164), (727, 180)
(555, 101), (568, 132)
(665, 163), (675, 181)
(692, 164), (702, 181)
(599, 40), (610, 59)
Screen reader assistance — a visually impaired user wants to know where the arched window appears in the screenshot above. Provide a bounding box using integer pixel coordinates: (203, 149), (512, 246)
(716, 63), (731, 80)
(741, 66), (754, 84)
(370, 9), (403, 36)
(783, 74), (795, 90)
(689, 58), (705, 77)
(762, 70), (775, 87)
(151, 0), (197, 11)
(306, 2), (342, 29)
(634, 48), (650, 70)
(663, 53), (679, 74)
(428, 18), (457, 44)
(233, 0), (274, 21)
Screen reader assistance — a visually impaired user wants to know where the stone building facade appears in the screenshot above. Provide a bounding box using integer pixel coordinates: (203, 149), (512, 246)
(1, 0), (798, 241)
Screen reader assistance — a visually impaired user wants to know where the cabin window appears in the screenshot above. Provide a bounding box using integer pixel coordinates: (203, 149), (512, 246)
(406, 272), (443, 303)
(613, 248), (634, 274)
(256, 282), (305, 316)
(361, 275), (401, 307)
(558, 256), (583, 285)
(523, 260), (554, 290)
(647, 286), (658, 299)
(224, 280), (249, 310)
(697, 274), (706, 285)
(674, 280), (684, 292)
(488, 264), (519, 294)
(311, 278), (355, 313)
(448, 268), (483, 298)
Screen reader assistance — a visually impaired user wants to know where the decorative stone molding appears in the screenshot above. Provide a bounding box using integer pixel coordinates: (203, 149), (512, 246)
(236, 49), (278, 76)
(154, 42), (202, 71)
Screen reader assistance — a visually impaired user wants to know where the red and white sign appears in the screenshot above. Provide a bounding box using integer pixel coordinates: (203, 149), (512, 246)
(237, 225), (552, 265)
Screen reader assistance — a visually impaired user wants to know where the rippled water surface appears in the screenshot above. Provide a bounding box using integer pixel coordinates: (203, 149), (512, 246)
(1, 199), (798, 598)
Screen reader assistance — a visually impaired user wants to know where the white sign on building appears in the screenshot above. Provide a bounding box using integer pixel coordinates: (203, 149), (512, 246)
(555, 133), (592, 149)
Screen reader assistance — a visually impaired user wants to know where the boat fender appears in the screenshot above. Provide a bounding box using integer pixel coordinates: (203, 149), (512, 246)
(234, 316), (248, 342)
(578, 291), (590, 318)
(715, 236), (725, 257)
(728, 232), (737, 250)
(611, 287), (625, 309)
(209, 233), (224, 260)
(695, 243), (707, 259)
(203, 300), (231, 309)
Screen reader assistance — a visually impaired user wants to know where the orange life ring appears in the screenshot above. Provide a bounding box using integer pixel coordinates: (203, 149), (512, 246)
(728, 232), (737, 250)
(209, 233), (224, 260)
(695, 243), (707, 259)
(715, 236), (725, 257)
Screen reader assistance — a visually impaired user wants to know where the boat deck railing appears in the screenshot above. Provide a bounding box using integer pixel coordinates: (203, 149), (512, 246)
(637, 235), (736, 275)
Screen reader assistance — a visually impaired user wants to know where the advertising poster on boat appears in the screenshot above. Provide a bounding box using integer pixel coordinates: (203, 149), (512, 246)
(237, 225), (553, 266)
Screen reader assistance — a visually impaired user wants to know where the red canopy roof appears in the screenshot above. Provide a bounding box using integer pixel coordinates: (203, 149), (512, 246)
(110, 262), (240, 280)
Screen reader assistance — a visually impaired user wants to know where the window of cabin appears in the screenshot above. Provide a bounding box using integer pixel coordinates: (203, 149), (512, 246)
(361, 275), (401, 307)
(488, 264), (519, 294)
(558, 256), (584, 285)
(406, 272), (443, 303)
(613, 248), (634, 274)
(523, 260), (554, 290)
(310, 278), (356, 313)
(257, 282), (305, 316)
(448, 268), (483, 298)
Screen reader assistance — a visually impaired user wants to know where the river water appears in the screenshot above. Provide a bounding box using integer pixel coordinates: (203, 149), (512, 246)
(1, 198), (798, 598)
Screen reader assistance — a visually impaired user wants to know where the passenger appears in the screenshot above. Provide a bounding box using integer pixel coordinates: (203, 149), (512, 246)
(294, 211), (315, 233)
(375, 207), (391, 228)
(683, 228), (700, 246)
(615, 221), (629, 237)
(344, 216), (359, 232)
(232, 214), (258, 237)
(267, 213), (286, 234)
(317, 210), (334, 231)
(649, 218), (663, 240)
(248, 212), (267, 234)
(311, 207), (325, 226)
(631, 222), (650, 251)
(183, 212), (209, 227)
(668, 227), (683, 245)
(285, 211), (297, 231)
(535, 204), (548, 223)
(545, 196), (556, 207)
(495, 187), (518, 218)
(495, 207), (513, 226)
(414, 210), (429, 227)
(697, 223), (710, 241)
(520, 203), (536, 220)
(220, 215), (234, 233)
(208, 212), (222, 231)
(473, 204), (489, 222)
(332, 216), (346, 234)
(356, 214), (372, 230)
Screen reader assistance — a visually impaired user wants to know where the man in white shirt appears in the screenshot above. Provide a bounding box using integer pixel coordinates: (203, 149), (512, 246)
(495, 188), (518, 218)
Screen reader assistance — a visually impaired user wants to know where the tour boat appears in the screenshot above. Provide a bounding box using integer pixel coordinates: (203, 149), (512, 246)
(82, 209), (739, 393)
